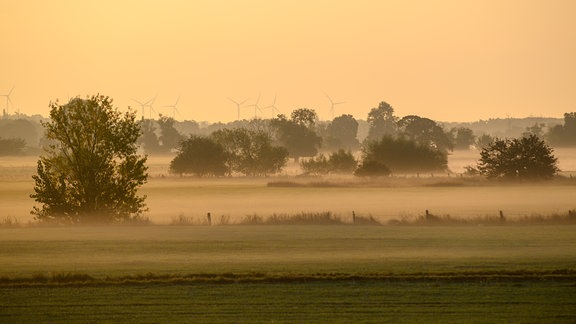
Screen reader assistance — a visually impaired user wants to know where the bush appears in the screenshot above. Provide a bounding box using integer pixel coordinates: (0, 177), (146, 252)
(360, 136), (447, 173)
(477, 135), (559, 180)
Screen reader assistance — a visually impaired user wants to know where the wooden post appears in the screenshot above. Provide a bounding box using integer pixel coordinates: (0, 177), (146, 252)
(207, 212), (212, 226)
(499, 210), (505, 222)
(352, 211), (356, 224)
(425, 209), (430, 221)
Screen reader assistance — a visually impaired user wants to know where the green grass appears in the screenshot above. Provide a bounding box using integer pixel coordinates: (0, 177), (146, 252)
(1, 280), (575, 323)
(1, 220), (576, 322)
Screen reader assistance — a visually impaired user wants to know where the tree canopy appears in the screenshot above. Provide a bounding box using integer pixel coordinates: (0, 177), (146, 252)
(361, 136), (447, 173)
(366, 101), (398, 142)
(30, 95), (148, 223)
(211, 128), (288, 176)
(170, 135), (228, 177)
(476, 134), (559, 181)
(271, 113), (322, 161)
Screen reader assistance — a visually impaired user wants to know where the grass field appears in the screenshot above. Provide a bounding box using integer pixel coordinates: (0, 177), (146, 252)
(1, 225), (576, 322)
(1, 153), (576, 322)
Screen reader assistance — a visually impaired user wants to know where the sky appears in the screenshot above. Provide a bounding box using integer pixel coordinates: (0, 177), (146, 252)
(1, 0), (575, 123)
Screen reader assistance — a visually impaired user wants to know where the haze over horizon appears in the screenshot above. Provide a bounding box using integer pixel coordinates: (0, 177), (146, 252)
(1, 0), (575, 123)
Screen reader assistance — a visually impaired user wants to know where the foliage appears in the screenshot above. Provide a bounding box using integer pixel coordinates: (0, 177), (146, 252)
(546, 112), (576, 146)
(300, 154), (331, 175)
(354, 160), (391, 177)
(30, 96), (148, 223)
(157, 115), (185, 153)
(271, 114), (322, 161)
(300, 150), (357, 175)
(0, 119), (39, 148)
(360, 136), (447, 173)
(169, 135), (229, 176)
(290, 108), (318, 128)
(366, 101), (397, 142)
(324, 114), (360, 151)
(397, 115), (453, 153)
(475, 134), (494, 150)
(0, 137), (26, 156)
(477, 134), (559, 180)
(138, 119), (161, 154)
(211, 128), (288, 176)
(451, 127), (476, 150)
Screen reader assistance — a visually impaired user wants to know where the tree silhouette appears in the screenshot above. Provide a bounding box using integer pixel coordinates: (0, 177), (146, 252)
(366, 101), (398, 142)
(271, 114), (322, 162)
(30, 95), (148, 223)
(361, 136), (447, 173)
(170, 135), (228, 177)
(477, 134), (559, 180)
(211, 128), (288, 176)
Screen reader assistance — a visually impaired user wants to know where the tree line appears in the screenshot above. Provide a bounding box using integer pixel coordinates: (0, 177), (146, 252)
(20, 95), (567, 223)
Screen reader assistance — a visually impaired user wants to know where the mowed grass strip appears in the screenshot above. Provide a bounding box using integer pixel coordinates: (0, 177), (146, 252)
(1, 280), (576, 323)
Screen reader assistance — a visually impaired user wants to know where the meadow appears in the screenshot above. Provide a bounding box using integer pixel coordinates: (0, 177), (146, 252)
(1, 151), (575, 322)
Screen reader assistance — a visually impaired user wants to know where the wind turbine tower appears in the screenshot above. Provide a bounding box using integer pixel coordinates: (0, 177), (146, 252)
(325, 93), (345, 120)
(163, 96), (182, 119)
(264, 94), (281, 118)
(133, 97), (152, 120)
(247, 94), (263, 119)
(1, 86), (14, 116)
(228, 97), (249, 121)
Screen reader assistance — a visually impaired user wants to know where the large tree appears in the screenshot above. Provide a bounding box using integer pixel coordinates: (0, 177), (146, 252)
(547, 112), (576, 146)
(170, 135), (229, 177)
(30, 95), (148, 223)
(157, 114), (185, 153)
(324, 114), (360, 151)
(211, 128), (288, 176)
(477, 134), (559, 180)
(397, 115), (453, 153)
(366, 101), (398, 142)
(271, 113), (322, 162)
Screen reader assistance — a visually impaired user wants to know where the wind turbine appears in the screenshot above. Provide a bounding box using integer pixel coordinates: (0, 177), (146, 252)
(263, 94), (281, 119)
(147, 95), (159, 119)
(228, 97), (249, 121)
(163, 96), (181, 119)
(246, 94), (263, 119)
(132, 97), (152, 120)
(1, 86), (14, 116)
(325, 93), (345, 120)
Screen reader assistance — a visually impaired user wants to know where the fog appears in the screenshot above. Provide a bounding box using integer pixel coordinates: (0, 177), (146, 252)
(0, 149), (574, 225)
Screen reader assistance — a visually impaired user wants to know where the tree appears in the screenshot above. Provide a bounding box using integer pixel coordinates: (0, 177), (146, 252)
(0, 119), (39, 148)
(170, 135), (228, 176)
(397, 115), (453, 153)
(366, 101), (397, 142)
(360, 136), (447, 173)
(324, 114), (360, 151)
(354, 160), (391, 177)
(475, 134), (494, 150)
(477, 135), (559, 181)
(271, 114), (322, 162)
(157, 114), (185, 153)
(138, 119), (161, 154)
(452, 127), (476, 150)
(211, 128), (288, 176)
(30, 95), (148, 223)
(547, 112), (576, 146)
(290, 108), (318, 128)
(300, 150), (357, 175)
(0, 137), (26, 156)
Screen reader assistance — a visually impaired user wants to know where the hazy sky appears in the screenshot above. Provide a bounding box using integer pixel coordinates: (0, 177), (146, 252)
(1, 0), (575, 122)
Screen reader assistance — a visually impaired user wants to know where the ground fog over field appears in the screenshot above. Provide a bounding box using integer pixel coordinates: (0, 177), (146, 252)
(1, 149), (575, 224)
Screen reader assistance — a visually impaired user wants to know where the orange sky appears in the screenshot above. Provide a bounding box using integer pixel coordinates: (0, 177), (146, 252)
(1, 0), (575, 122)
